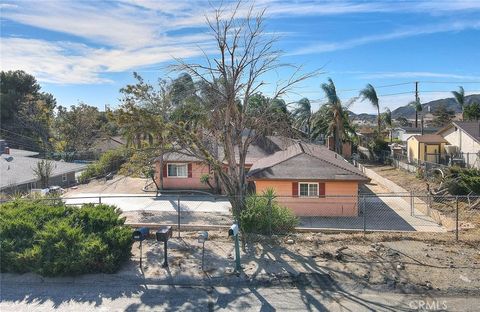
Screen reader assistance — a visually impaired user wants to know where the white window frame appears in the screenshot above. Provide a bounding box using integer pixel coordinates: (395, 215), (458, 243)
(298, 182), (319, 197)
(167, 163), (188, 178)
(62, 173), (68, 182)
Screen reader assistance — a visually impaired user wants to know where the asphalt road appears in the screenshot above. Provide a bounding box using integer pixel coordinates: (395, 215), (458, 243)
(1, 281), (478, 311)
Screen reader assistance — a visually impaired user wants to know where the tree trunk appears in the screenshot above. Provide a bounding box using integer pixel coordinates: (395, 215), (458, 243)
(158, 142), (164, 191)
(377, 106), (381, 137)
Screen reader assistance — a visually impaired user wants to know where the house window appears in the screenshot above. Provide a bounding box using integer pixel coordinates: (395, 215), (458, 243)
(167, 164), (188, 177)
(62, 173), (67, 182)
(299, 182), (319, 197)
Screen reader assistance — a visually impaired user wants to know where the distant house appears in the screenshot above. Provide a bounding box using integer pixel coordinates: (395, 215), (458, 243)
(247, 142), (369, 217)
(390, 127), (439, 143)
(0, 145), (87, 194)
(437, 121), (480, 168)
(406, 134), (449, 164)
(91, 136), (126, 154)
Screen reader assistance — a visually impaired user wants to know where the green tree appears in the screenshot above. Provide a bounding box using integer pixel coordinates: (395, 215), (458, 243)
(33, 159), (53, 188)
(318, 78), (352, 154)
(409, 99), (422, 128)
(452, 86), (465, 120)
(114, 73), (176, 189)
(396, 116), (410, 127)
(52, 103), (102, 159)
(292, 98), (313, 138)
(0, 70), (56, 151)
(359, 83), (381, 135)
(432, 104), (455, 127)
(382, 108), (393, 142)
(464, 102), (480, 121)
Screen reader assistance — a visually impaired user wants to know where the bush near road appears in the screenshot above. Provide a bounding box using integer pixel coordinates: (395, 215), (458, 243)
(0, 201), (132, 276)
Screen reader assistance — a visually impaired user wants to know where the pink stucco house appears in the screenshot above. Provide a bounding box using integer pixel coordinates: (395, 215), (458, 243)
(246, 142), (370, 216)
(154, 137), (369, 217)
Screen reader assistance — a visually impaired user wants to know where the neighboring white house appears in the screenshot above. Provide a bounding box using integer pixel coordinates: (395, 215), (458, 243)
(391, 127), (439, 142)
(437, 121), (480, 169)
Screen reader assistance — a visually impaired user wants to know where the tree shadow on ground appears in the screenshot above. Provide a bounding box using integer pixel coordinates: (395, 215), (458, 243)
(1, 236), (446, 311)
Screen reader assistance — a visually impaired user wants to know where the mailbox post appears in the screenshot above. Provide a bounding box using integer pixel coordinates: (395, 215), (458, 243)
(132, 227), (149, 267)
(156, 226), (173, 268)
(228, 224), (241, 273)
(198, 231), (208, 271)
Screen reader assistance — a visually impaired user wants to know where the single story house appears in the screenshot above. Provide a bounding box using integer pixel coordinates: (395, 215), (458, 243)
(154, 136), (297, 191)
(1, 146), (87, 194)
(247, 142), (370, 217)
(436, 121), (480, 168)
(406, 134), (449, 164)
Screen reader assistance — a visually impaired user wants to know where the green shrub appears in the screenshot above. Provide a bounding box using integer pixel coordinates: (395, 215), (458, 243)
(241, 189), (298, 234)
(0, 201), (132, 276)
(446, 167), (480, 195)
(79, 149), (129, 183)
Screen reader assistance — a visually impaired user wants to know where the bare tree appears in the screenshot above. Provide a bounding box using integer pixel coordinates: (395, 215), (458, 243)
(33, 159), (53, 188)
(170, 3), (318, 227)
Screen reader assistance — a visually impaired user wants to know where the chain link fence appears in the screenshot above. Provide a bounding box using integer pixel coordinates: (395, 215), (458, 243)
(3, 192), (479, 241)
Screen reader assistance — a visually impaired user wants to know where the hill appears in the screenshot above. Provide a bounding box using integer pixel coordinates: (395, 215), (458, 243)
(391, 94), (480, 119)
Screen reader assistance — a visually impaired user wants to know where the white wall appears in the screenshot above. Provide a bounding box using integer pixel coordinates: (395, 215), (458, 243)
(442, 126), (480, 168)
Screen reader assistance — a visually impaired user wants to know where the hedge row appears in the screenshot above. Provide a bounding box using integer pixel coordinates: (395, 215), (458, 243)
(0, 201), (132, 276)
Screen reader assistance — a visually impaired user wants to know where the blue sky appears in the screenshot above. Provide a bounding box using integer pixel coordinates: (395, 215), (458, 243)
(1, 0), (479, 114)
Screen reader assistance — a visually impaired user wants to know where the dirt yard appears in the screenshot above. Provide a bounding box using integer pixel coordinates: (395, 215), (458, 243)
(126, 231), (480, 295)
(64, 175), (150, 196)
(369, 165), (436, 194)
(368, 165), (480, 236)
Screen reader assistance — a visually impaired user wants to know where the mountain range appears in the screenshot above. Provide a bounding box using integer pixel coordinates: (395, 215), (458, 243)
(349, 94), (480, 121)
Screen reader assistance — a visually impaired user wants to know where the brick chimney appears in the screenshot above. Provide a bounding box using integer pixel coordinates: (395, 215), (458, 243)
(4, 146), (9, 154)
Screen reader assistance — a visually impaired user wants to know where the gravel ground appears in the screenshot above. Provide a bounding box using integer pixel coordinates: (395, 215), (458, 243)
(120, 231), (480, 294)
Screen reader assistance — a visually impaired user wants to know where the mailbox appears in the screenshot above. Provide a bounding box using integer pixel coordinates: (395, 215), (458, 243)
(228, 224), (239, 237)
(156, 226), (173, 242)
(198, 231), (208, 244)
(132, 227), (150, 241)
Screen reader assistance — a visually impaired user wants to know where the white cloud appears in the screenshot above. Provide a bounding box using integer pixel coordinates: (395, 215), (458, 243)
(290, 21), (480, 55)
(1, 0), (480, 85)
(0, 37), (212, 84)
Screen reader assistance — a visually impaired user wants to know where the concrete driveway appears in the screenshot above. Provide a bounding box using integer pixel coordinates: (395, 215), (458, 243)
(63, 193), (231, 214)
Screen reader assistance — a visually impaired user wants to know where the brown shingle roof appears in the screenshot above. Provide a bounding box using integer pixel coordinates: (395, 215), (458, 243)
(453, 121), (480, 143)
(409, 134), (449, 143)
(247, 142), (369, 181)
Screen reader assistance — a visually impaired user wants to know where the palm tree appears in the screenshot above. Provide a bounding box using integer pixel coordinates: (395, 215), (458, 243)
(452, 86), (465, 120)
(409, 99), (422, 128)
(292, 98), (313, 138)
(321, 78), (346, 154)
(359, 83), (381, 135)
(382, 108), (393, 142)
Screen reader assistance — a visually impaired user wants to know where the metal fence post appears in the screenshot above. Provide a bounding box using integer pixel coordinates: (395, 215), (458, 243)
(99, 196), (102, 205)
(410, 191), (414, 216)
(177, 196), (181, 238)
(456, 196), (459, 241)
(268, 197), (272, 236)
(362, 196), (366, 234)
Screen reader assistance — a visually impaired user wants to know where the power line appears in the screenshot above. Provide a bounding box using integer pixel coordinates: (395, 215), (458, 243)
(421, 81), (480, 84)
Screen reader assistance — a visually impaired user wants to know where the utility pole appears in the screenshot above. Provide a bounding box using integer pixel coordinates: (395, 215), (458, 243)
(415, 81), (420, 128)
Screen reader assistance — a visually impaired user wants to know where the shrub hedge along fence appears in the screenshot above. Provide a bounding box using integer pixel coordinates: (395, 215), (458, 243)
(0, 200), (132, 276)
